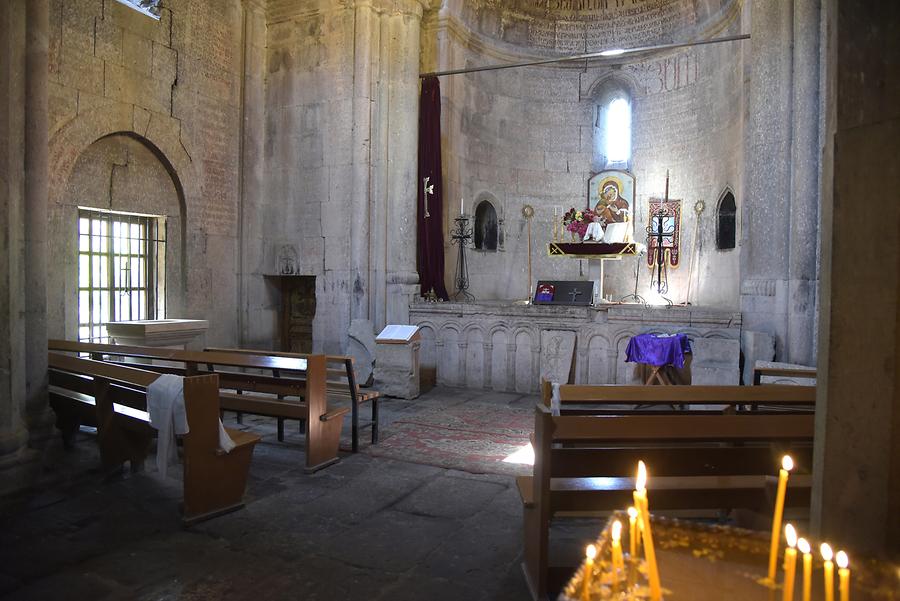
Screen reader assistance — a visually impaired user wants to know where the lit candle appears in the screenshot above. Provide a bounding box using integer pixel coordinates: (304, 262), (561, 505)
(821, 543), (835, 601)
(797, 538), (812, 601)
(611, 520), (624, 595)
(627, 506), (638, 558)
(460, 197), (464, 215)
(633, 461), (661, 601)
(782, 524), (798, 601)
(836, 551), (850, 601)
(582, 544), (597, 601)
(767, 455), (794, 584)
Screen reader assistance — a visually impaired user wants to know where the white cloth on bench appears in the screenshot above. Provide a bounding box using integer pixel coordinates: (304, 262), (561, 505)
(147, 374), (235, 478)
(550, 382), (561, 416)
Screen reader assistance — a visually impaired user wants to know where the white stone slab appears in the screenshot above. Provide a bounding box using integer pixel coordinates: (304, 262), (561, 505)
(539, 330), (577, 384)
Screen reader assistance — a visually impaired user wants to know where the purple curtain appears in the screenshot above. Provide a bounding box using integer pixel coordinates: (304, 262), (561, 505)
(416, 76), (450, 300)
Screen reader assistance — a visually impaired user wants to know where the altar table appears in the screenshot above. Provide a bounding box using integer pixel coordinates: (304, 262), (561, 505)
(626, 333), (691, 385)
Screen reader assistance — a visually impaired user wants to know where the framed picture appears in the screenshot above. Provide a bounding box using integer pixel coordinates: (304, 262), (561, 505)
(586, 170), (636, 244)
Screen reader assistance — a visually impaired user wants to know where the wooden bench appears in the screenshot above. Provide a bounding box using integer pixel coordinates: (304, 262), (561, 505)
(206, 347), (380, 453)
(48, 340), (348, 472)
(542, 381), (816, 414)
(519, 403), (814, 600)
(48, 352), (260, 525)
(753, 365), (817, 385)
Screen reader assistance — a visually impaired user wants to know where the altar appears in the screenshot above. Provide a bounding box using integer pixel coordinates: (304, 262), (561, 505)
(409, 301), (741, 393)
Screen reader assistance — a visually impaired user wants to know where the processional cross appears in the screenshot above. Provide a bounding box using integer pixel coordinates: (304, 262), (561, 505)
(423, 176), (434, 218)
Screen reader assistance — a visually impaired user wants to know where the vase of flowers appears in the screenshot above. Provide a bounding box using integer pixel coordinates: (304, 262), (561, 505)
(562, 207), (597, 241)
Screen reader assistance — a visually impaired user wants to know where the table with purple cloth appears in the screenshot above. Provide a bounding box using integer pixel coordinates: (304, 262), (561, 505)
(625, 333), (692, 369)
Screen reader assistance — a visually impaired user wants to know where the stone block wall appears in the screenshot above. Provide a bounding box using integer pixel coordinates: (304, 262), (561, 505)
(45, 0), (246, 347)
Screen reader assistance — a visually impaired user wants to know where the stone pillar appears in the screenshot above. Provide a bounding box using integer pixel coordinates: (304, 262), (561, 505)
(506, 342), (516, 392)
(482, 342), (493, 390)
(350, 3), (375, 325)
(0, 0), (40, 495)
(457, 340), (468, 386)
(812, 0), (900, 556)
(24, 0), (50, 444)
(740, 0), (794, 357)
(238, 0), (269, 347)
(786, 0), (821, 366)
(383, 1), (424, 327)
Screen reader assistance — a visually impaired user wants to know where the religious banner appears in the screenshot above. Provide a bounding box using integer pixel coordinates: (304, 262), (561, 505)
(416, 76), (450, 300)
(586, 170), (636, 244)
(646, 198), (682, 268)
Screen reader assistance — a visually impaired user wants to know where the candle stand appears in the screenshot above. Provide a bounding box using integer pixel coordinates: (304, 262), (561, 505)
(451, 215), (475, 301)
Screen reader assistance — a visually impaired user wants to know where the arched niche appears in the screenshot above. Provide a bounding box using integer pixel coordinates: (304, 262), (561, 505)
(716, 188), (737, 250)
(51, 133), (186, 339)
(590, 76), (636, 173)
(474, 198), (499, 251)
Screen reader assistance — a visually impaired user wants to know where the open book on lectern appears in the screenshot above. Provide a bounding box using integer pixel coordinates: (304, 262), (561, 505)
(376, 325), (420, 344)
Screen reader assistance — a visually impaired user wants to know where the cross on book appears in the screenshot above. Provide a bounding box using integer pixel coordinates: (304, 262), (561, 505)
(568, 288), (583, 302)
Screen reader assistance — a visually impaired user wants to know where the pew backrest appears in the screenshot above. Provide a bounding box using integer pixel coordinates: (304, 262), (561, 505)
(541, 381), (816, 410)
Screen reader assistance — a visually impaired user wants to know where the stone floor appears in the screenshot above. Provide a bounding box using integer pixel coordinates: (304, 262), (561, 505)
(0, 386), (597, 601)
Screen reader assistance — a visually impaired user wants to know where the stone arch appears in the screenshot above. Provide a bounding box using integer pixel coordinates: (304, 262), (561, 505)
(47, 106), (200, 340)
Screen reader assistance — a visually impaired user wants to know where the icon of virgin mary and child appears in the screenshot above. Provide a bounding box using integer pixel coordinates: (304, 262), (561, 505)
(583, 181), (630, 242)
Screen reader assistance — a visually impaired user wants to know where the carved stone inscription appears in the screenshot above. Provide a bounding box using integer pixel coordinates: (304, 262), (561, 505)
(525, 0), (697, 51)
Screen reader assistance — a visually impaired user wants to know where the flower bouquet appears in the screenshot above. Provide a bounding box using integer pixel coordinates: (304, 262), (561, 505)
(562, 207), (600, 241)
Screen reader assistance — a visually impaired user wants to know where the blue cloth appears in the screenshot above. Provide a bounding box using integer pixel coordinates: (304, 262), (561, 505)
(625, 333), (692, 368)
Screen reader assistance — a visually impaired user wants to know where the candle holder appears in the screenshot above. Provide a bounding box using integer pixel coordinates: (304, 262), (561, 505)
(451, 215), (475, 301)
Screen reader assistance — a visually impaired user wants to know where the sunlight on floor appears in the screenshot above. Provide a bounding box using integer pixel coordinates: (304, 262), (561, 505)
(502, 442), (535, 465)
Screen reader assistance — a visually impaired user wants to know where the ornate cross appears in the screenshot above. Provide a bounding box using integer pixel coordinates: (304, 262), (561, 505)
(423, 176), (434, 218)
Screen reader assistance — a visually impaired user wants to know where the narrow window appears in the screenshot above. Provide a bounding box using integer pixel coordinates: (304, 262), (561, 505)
(605, 97), (631, 165)
(716, 191), (737, 250)
(77, 208), (166, 342)
(473, 200), (499, 251)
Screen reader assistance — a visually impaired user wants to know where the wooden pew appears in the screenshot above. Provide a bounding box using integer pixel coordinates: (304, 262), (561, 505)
(519, 403), (815, 600)
(48, 352), (260, 524)
(47, 340), (347, 472)
(206, 347), (380, 453)
(541, 381), (816, 414)
(753, 365), (817, 385)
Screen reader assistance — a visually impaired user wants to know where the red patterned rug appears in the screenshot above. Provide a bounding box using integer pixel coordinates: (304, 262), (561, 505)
(364, 402), (535, 477)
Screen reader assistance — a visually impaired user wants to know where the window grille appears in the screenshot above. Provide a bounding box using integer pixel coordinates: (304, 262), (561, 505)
(77, 208), (166, 343)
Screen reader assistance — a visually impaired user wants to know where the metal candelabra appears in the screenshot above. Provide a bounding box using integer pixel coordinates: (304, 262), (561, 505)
(451, 215), (475, 301)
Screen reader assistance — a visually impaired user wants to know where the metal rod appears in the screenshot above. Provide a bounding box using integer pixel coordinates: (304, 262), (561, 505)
(419, 33), (750, 79)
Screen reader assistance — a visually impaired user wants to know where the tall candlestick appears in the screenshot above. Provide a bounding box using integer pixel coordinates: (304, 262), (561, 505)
(836, 551), (850, 601)
(633, 461), (661, 601)
(627, 506), (638, 558)
(767, 455), (794, 584)
(797, 538), (812, 601)
(821, 544), (835, 601)
(782, 524), (798, 601)
(582, 544), (597, 601)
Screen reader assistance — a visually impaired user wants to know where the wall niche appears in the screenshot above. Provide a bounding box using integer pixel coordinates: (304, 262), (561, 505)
(474, 197), (501, 251)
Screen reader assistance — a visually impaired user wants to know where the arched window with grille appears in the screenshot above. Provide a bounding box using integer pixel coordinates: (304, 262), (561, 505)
(474, 199), (499, 251)
(716, 189), (737, 250)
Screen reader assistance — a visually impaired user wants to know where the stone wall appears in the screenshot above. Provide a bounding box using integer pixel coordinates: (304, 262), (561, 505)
(411, 302), (741, 392)
(45, 0), (246, 347)
(264, 0), (428, 354)
(422, 0), (745, 308)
